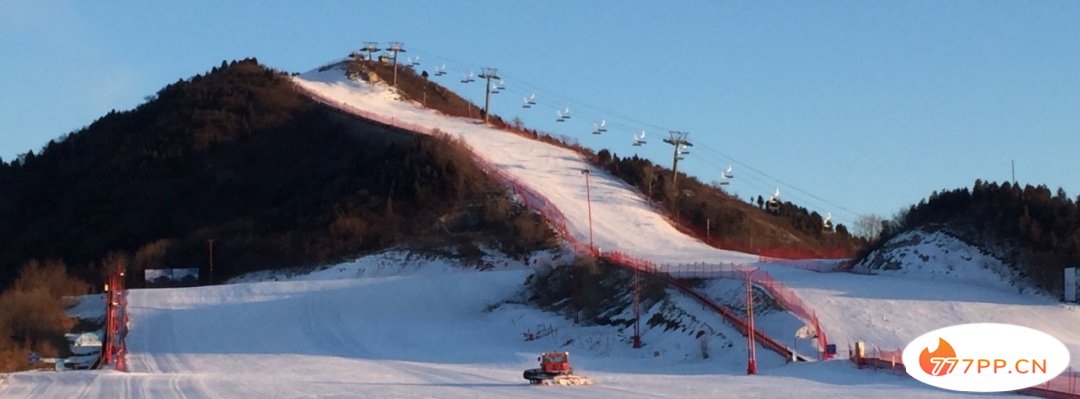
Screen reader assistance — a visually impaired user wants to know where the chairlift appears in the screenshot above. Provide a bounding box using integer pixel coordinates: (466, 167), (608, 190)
(718, 166), (733, 185)
(556, 109), (567, 122)
(461, 71), (475, 83)
(592, 120), (607, 135)
(766, 188), (781, 214)
(678, 143), (690, 155)
(522, 96), (533, 108)
(435, 64), (447, 76)
(411, 56), (421, 66)
(561, 107), (571, 119)
(822, 212), (834, 233)
(527, 93), (537, 105)
(490, 82), (501, 94)
(496, 79), (506, 90)
(633, 130), (647, 146)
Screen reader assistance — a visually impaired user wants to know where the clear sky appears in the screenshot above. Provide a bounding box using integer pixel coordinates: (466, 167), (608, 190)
(3, 0), (1078, 229)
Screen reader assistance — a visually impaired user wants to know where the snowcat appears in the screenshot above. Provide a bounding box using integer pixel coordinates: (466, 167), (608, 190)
(523, 351), (594, 386)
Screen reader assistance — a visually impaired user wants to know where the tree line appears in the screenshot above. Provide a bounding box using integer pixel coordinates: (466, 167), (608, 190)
(859, 179), (1080, 291)
(595, 151), (862, 259)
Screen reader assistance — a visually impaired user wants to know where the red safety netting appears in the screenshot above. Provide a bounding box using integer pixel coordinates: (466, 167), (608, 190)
(1030, 369), (1080, 396)
(300, 74), (1080, 397)
(298, 82), (834, 362)
(650, 263), (833, 359)
(853, 344), (1080, 397)
(599, 252), (798, 360)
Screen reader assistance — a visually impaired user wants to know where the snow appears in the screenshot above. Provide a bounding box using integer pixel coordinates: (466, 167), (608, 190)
(290, 64), (1080, 365)
(854, 229), (1024, 292)
(0, 251), (1000, 398)
(293, 64), (760, 267)
(1, 62), (1065, 397)
(66, 293), (106, 323)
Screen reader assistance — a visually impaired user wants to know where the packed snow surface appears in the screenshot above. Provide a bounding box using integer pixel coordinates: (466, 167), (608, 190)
(291, 65), (1080, 364)
(1, 63), (1069, 397)
(0, 254), (1001, 398)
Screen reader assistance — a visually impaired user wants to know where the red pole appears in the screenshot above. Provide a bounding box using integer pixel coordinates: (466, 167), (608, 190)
(746, 270), (757, 374)
(111, 273), (120, 368)
(633, 266), (642, 348)
(103, 276), (113, 367)
(117, 269), (127, 372)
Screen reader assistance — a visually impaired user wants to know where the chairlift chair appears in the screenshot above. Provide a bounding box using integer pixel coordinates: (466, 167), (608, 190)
(822, 212), (834, 233)
(522, 97), (533, 108)
(593, 120), (607, 135)
(766, 188), (781, 214)
(461, 71), (475, 83)
(718, 166), (733, 185)
(435, 64), (447, 76)
(633, 131), (647, 146)
(556, 110), (566, 122)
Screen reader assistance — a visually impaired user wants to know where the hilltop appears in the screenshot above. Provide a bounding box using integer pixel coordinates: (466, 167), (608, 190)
(855, 180), (1080, 292)
(350, 58), (863, 260)
(0, 59), (556, 290)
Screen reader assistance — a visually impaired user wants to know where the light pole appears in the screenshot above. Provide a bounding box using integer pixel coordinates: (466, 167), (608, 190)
(208, 239), (214, 285)
(580, 169), (594, 254)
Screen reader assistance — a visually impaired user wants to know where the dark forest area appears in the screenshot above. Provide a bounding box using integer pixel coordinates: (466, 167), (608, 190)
(857, 180), (1080, 291)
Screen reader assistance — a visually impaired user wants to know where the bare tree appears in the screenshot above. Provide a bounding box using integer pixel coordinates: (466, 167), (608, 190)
(854, 214), (885, 240)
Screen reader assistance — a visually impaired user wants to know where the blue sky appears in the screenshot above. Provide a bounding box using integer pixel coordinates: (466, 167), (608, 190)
(2, 1), (1078, 229)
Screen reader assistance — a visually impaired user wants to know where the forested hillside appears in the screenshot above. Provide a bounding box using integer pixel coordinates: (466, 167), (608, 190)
(859, 180), (1080, 290)
(0, 59), (555, 290)
(364, 58), (863, 260)
(596, 152), (861, 259)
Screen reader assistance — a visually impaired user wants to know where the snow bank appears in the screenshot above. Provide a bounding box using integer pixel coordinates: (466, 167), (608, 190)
(854, 229), (1025, 293)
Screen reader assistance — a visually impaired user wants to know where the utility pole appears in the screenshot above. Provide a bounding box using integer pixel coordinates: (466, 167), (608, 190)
(362, 42), (380, 61)
(208, 239), (214, 285)
(663, 131), (692, 217)
(478, 67), (499, 124)
(386, 41), (406, 87)
(580, 169), (594, 254)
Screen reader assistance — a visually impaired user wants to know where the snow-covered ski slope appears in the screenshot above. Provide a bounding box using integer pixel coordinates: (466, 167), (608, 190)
(293, 64), (1080, 364)
(0, 255), (997, 398)
(295, 65), (758, 267)
(2, 63), (1070, 398)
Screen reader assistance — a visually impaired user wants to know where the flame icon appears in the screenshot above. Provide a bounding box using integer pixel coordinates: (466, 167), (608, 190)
(919, 338), (957, 376)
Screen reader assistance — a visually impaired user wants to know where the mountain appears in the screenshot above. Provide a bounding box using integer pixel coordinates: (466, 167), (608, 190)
(349, 58), (864, 260)
(0, 56), (866, 288)
(854, 180), (1080, 292)
(0, 59), (555, 289)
